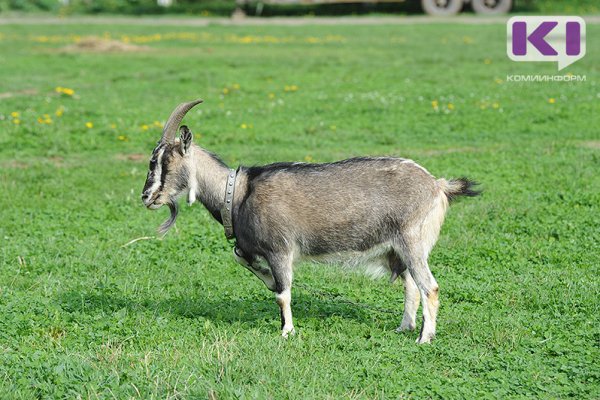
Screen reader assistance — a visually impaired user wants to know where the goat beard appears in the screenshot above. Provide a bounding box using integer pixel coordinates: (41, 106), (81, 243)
(158, 200), (179, 235)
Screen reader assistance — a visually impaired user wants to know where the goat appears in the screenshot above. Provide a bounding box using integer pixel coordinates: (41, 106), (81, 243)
(141, 99), (480, 344)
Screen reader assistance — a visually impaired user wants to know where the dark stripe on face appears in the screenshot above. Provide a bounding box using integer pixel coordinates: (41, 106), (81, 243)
(158, 151), (170, 193)
(143, 144), (164, 193)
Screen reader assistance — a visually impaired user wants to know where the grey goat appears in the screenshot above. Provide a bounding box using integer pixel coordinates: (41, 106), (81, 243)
(141, 99), (480, 344)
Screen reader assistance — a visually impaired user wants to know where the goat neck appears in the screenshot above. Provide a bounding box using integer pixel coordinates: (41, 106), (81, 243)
(187, 145), (241, 224)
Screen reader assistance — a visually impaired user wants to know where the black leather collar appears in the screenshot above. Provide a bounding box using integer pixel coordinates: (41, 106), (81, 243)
(220, 169), (237, 239)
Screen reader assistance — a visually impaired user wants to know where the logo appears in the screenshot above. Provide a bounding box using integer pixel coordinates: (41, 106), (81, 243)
(507, 16), (586, 70)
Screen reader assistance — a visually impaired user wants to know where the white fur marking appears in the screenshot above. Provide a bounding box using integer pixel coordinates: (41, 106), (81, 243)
(147, 148), (164, 197)
(397, 271), (420, 332)
(276, 288), (295, 337)
(187, 157), (198, 205)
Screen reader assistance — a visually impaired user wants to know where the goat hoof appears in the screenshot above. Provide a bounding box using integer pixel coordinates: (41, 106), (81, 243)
(396, 322), (416, 332)
(281, 327), (296, 338)
(416, 333), (435, 344)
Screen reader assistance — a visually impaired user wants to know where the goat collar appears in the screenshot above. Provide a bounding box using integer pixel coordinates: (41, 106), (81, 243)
(220, 168), (237, 239)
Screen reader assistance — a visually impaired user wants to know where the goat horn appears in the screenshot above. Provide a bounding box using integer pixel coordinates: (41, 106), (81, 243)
(160, 99), (203, 144)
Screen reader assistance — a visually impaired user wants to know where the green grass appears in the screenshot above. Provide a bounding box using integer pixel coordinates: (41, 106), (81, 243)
(0, 20), (599, 398)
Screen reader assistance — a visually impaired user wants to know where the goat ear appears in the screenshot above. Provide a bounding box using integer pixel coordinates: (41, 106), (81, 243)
(179, 125), (193, 155)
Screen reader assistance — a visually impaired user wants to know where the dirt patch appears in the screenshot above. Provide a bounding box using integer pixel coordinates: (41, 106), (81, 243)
(116, 153), (148, 162)
(61, 37), (148, 53)
(48, 156), (64, 167)
(0, 88), (38, 100)
(1, 160), (29, 169)
(579, 141), (600, 149)
(0, 156), (63, 169)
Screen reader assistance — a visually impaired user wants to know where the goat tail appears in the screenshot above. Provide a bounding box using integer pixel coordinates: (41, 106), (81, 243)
(438, 177), (481, 203)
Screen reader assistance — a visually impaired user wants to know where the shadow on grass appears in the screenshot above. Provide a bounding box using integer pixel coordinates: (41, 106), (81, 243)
(57, 288), (396, 329)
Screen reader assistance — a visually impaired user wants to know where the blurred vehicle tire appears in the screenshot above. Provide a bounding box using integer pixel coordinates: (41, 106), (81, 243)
(421, 0), (463, 15)
(471, 0), (512, 14)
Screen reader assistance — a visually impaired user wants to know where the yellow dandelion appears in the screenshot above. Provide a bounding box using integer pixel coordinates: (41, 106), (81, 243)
(232, 83), (240, 90)
(222, 88), (230, 95)
(55, 87), (75, 96)
(240, 123), (248, 129)
(117, 135), (127, 141)
(141, 124), (149, 131)
(447, 103), (455, 110)
(304, 155), (313, 162)
(13, 119), (20, 125)
(85, 122), (93, 129)
(44, 118), (53, 124)
(431, 100), (439, 110)
(492, 102), (500, 109)
(37, 117), (45, 124)
(153, 121), (163, 128)
(10, 111), (19, 118)
(548, 98), (556, 104)
(55, 108), (64, 117)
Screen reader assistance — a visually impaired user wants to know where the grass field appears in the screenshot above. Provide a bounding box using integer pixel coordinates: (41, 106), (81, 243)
(0, 19), (599, 398)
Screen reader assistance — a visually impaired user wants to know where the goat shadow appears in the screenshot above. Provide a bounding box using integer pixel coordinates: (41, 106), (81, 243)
(57, 286), (401, 331)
